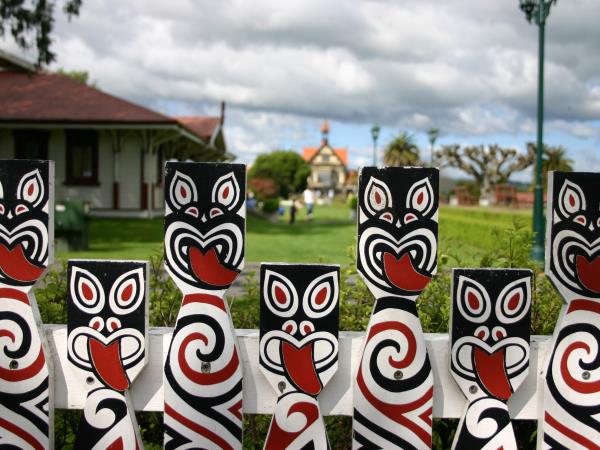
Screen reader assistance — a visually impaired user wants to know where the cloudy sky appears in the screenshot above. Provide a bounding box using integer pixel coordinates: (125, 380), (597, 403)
(4, 0), (600, 179)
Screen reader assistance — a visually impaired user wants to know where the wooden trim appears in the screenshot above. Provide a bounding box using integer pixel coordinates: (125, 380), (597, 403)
(113, 181), (120, 209)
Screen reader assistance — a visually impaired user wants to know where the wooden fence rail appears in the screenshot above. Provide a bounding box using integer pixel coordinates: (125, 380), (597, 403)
(47, 325), (550, 420)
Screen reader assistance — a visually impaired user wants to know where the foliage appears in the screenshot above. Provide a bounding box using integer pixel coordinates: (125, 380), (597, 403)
(0, 0), (82, 67)
(248, 177), (278, 200)
(56, 68), (95, 86)
(347, 194), (358, 210)
(435, 144), (534, 201)
(383, 132), (420, 167)
(527, 142), (574, 189)
(248, 150), (311, 199)
(261, 198), (280, 214)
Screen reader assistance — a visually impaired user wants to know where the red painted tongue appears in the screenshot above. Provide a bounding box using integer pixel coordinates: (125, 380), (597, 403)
(576, 255), (600, 293)
(189, 246), (238, 287)
(383, 252), (431, 292)
(474, 347), (512, 400)
(89, 338), (129, 391)
(281, 342), (321, 395)
(0, 243), (44, 283)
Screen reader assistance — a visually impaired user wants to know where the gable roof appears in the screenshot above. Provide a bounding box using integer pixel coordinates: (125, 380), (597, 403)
(176, 116), (221, 142)
(0, 71), (174, 124)
(303, 145), (348, 166)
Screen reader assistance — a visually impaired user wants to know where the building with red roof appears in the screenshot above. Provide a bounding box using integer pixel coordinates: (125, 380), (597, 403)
(0, 49), (229, 216)
(302, 120), (349, 193)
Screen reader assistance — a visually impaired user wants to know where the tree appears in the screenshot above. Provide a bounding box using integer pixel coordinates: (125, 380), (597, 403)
(427, 128), (439, 166)
(435, 144), (534, 203)
(248, 150), (311, 199)
(526, 143), (574, 189)
(383, 132), (420, 167)
(56, 68), (95, 86)
(1, 0), (82, 67)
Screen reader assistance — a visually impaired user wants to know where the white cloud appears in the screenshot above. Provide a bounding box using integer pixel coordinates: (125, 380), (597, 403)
(3, 0), (599, 169)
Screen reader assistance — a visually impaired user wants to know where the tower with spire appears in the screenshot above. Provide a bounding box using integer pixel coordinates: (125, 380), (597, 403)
(302, 120), (349, 194)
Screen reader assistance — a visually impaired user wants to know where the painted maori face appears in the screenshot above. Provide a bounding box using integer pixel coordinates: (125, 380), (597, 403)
(259, 264), (339, 396)
(357, 167), (438, 299)
(67, 260), (148, 392)
(547, 172), (600, 299)
(451, 269), (532, 401)
(164, 162), (245, 292)
(0, 160), (51, 286)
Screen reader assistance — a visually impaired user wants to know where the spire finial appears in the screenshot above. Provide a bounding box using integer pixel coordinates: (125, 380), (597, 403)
(321, 119), (329, 145)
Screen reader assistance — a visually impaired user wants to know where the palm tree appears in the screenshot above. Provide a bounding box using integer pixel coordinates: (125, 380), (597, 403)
(528, 143), (574, 188)
(383, 132), (420, 167)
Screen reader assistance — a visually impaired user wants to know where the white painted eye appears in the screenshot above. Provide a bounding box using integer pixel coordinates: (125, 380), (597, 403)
(109, 267), (145, 315)
(169, 170), (197, 209)
(17, 169), (45, 207)
(212, 172), (240, 211)
(558, 179), (586, 218)
(496, 276), (531, 324)
(363, 176), (392, 216)
(70, 266), (105, 314)
(302, 271), (339, 319)
(406, 177), (434, 216)
(456, 275), (491, 324)
(263, 269), (299, 318)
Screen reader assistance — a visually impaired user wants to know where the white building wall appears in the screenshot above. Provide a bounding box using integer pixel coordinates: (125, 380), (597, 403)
(119, 134), (142, 209)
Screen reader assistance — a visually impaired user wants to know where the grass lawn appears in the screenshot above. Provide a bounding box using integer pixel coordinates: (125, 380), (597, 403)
(57, 204), (532, 265)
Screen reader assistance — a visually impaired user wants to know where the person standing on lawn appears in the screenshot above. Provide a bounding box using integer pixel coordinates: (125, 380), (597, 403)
(303, 187), (314, 220)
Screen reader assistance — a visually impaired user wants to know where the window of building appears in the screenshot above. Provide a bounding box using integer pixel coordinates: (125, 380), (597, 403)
(14, 130), (49, 159)
(66, 130), (99, 185)
(317, 170), (331, 185)
(321, 154), (330, 162)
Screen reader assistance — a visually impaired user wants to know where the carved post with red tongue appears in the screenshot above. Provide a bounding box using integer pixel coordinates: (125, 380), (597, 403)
(259, 264), (339, 449)
(67, 260), (149, 450)
(450, 269), (532, 450)
(540, 171), (600, 448)
(0, 160), (54, 449)
(352, 167), (438, 449)
(163, 162), (246, 449)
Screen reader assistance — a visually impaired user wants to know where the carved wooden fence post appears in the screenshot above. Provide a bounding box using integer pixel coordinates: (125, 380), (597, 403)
(540, 171), (600, 447)
(163, 162), (246, 449)
(259, 263), (340, 449)
(67, 260), (149, 449)
(450, 269), (532, 449)
(0, 160), (54, 449)
(352, 167), (438, 449)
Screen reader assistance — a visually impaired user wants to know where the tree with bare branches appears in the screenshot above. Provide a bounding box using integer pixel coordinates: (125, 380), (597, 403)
(435, 144), (535, 204)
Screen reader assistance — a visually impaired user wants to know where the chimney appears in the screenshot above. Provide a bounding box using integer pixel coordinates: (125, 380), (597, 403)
(321, 119), (329, 145)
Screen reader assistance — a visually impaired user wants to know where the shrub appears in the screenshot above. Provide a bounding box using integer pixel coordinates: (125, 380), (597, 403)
(249, 177), (279, 200)
(261, 198), (280, 214)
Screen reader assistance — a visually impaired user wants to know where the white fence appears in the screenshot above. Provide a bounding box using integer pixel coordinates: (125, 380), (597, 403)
(47, 325), (551, 419)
